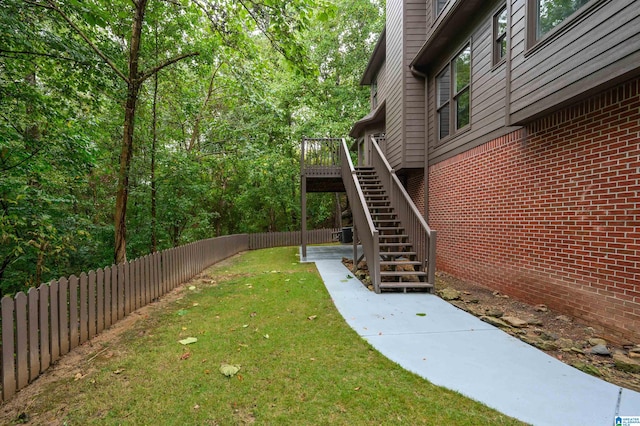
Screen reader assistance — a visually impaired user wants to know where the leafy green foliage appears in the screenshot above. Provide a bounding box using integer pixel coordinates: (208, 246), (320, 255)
(0, 0), (384, 293)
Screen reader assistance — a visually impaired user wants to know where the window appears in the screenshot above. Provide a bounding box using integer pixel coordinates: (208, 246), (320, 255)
(371, 77), (378, 108)
(493, 5), (508, 65)
(437, 44), (471, 140)
(435, 0), (448, 16)
(532, 0), (590, 41)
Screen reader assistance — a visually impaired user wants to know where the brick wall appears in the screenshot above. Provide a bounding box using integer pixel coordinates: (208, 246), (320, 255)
(406, 171), (425, 216)
(428, 78), (640, 341)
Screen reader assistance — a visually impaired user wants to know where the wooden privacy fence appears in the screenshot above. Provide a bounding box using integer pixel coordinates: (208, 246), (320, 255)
(0, 230), (335, 402)
(249, 228), (339, 250)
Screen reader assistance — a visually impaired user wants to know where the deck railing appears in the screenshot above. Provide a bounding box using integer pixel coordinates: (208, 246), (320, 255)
(370, 137), (437, 287)
(0, 230), (337, 402)
(340, 139), (381, 291)
(301, 137), (343, 177)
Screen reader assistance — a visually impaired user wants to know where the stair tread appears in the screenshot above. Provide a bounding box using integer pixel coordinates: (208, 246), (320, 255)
(380, 251), (417, 256)
(379, 282), (434, 289)
(380, 260), (421, 265)
(380, 270), (428, 276)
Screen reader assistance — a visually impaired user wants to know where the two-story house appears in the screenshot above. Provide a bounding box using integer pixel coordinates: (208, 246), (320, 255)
(347, 0), (640, 341)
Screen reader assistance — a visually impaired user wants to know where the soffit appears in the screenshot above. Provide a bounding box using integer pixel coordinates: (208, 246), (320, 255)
(411, 0), (486, 72)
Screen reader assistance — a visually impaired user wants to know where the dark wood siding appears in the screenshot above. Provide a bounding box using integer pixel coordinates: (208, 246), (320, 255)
(403, 0), (427, 169)
(509, 0), (640, 123)
(385, 0), (404, 168)
(385, 0), (426, 170)
(428, 2), (511, 165)
(376, 61), (388, 108)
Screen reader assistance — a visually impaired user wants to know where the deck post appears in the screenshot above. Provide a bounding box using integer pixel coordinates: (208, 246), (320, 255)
(352, 223), (358, 274)
(301, 137), (307, 260)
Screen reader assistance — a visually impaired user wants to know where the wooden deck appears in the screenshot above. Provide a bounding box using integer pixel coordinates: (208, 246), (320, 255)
(301, 138), (345, 192)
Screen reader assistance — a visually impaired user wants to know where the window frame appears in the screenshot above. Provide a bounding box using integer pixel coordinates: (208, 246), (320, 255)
(436, 42), (472, 143)
(434, 0), (449, 18)
(493, 4), (508, 66)
(526, 0), (602, 51)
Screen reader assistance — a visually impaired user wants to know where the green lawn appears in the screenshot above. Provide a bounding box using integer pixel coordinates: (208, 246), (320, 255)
(20, 247), (525, 425)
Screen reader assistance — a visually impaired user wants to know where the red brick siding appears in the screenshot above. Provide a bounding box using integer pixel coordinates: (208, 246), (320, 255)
(428, 78), (640, 341)
(406, 171), (425, 216)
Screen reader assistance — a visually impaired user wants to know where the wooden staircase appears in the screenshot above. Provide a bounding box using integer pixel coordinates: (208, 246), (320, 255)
(355, 167), (433, 292)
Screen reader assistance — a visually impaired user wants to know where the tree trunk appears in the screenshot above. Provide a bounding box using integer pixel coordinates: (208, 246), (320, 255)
(114, 0), (148, 264)
(150, 24), (159, 254)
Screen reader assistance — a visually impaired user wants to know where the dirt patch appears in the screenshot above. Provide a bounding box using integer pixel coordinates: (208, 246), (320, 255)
(0, 271), (219, 425)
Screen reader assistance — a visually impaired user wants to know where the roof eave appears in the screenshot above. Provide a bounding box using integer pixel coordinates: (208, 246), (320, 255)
(360, 27), (387, 86)
(349, 100), (386, 138)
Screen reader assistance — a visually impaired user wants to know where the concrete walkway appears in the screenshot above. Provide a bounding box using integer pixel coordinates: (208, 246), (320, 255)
(301, 245), (640, 426)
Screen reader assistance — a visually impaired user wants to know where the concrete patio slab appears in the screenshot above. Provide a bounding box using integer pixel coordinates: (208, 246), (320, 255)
(302, 245), (640, 426)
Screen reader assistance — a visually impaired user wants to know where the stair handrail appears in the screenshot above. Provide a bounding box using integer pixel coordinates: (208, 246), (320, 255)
(370, 137), (437, 286)
(340, 139), (381, 291)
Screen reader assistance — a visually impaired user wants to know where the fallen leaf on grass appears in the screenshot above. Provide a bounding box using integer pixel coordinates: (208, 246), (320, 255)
(263, 334), (269, 339)
(113, 368), (125, 375)
(180, 352), (191, 361)
(220, 363), (241, 377)
(74, 372), (85, 381)
(189, 286), (196, 290)
(307, 315), (317, 321)
(179, 337), (198, 345)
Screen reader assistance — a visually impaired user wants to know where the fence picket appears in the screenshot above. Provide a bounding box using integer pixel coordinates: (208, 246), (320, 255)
(88, 271), (96, 338)
(103, 267), (111, 329)
(69, 275), (79, 350)
(27, 288), (39, 381)
(96, 269), (104, 333)
(118, 263), (125, 320)
(79, 273), (88, 344)
(2, 296), (16, 401)
(15, 292), (28, 390)
(38, 283), (50, 372)
(111, 266), (118, 325)
(50, 280), (59, 362)
(58, 277), (69, 356)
